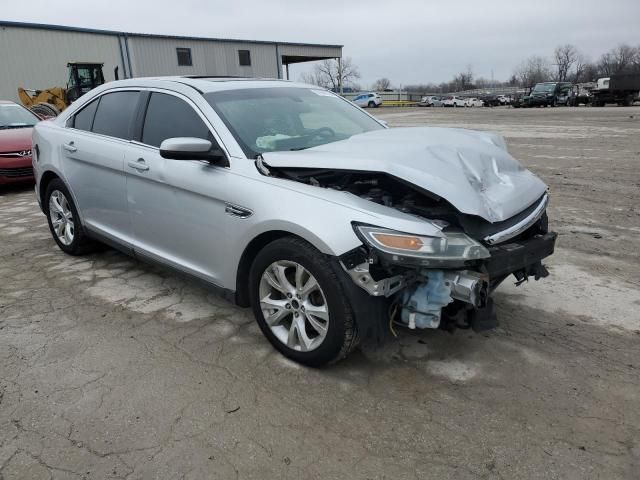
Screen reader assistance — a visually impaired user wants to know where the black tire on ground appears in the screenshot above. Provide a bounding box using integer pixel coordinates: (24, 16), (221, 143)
(368, 101), (376, 108)
(44, 178), (98, 255)
(249, 237), (358, 367)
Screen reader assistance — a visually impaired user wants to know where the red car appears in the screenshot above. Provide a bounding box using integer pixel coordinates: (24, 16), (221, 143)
(0, 100), (40, 186)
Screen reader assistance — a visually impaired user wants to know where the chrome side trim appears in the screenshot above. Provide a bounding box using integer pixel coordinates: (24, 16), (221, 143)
(225, 203), (253, 219)
(484, 194), (549, 245)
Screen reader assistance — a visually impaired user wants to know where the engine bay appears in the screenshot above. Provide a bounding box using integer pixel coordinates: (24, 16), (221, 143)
(268, 167), (549, 244)
(272, 168), (459, 221)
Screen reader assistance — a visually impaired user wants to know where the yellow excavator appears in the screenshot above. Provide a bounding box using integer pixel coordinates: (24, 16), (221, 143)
(18, 62), (110, 117)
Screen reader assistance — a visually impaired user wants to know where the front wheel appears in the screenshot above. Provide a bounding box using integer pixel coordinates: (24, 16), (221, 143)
(368, 101), (376, 108)
(249, 237), (358, 367)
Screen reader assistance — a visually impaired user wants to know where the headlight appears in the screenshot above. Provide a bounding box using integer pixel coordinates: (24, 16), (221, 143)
(355, 225), (490, 265)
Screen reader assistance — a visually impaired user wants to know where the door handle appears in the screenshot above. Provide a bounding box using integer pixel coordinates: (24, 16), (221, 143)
(63, 142), (77, 153)
(127, 158), (149, 172)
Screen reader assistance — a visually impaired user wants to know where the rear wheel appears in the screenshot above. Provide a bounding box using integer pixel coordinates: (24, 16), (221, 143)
(249, 237), (358, 367)
(44, 179), (97, 255)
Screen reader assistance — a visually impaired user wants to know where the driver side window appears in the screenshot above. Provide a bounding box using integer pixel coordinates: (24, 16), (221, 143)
(142, 92), (213, 148)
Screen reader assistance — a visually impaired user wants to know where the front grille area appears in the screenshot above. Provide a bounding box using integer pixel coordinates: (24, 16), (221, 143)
(0, 167), (33, 178)
(0, 150), (31, 158)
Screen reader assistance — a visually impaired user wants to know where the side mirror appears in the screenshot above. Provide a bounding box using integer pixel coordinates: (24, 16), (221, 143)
(159, 137), (228, 165)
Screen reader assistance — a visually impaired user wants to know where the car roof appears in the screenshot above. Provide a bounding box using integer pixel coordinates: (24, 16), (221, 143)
(101, 76), (317, 94)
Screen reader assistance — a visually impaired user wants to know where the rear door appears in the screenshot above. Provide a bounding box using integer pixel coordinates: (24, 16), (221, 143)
(124, 90), (233, 285)
(61, 90), (140, 243)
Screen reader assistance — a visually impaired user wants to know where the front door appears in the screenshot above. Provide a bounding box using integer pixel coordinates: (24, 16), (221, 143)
(124, 91), (234, 285)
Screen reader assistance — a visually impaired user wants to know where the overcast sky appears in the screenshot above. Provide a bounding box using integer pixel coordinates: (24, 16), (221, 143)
(3, 0), (639, 87)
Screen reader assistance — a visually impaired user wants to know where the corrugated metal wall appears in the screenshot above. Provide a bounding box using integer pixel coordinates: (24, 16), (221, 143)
(127, 36), (280, 78)
(0, 24), (342, 103)
(0, 26), (124, 102)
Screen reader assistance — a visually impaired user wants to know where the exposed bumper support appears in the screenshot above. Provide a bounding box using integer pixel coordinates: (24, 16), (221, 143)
(484, 232), (557, 278)
(340, 261), (408, 297)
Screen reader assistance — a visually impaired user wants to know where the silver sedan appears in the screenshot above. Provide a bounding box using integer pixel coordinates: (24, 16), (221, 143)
(33, 77), (556, 366)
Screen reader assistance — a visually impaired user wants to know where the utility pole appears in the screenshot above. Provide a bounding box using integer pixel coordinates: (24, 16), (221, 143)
(337, 57), (343, 95)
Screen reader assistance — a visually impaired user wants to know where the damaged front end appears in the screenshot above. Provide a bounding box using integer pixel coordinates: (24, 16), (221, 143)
(306, 171), (558, 335)
(261, 136), (557, 337)
(340, 218), (555, 334)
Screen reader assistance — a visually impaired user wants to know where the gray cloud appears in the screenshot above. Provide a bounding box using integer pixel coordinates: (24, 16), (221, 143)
(3, 0), (639, 87)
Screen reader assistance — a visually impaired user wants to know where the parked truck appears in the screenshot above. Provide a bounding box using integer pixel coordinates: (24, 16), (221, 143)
(591, 74), (640, 107)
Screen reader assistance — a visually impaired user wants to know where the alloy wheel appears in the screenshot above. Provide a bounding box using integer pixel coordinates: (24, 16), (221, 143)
(49, 190), (75, 246)
(259, 260), (329, 352)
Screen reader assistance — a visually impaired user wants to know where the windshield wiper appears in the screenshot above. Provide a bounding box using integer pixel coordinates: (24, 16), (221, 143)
(289, 146), (310, 151)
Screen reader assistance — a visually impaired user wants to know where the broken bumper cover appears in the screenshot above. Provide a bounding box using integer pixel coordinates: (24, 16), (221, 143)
(341, 230), (557, 303)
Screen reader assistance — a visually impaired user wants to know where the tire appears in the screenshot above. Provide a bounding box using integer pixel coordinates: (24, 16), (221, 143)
(249, 237), (358, 367)
(31, 103), (60, 118)
(44, 178), (97, 255)
(368, 101), (375, 108)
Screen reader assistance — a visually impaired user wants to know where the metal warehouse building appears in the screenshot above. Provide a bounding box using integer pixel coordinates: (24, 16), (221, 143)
(0, 21), (343, 101)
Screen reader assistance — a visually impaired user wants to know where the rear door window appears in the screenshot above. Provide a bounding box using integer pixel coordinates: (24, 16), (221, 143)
(141, 92), (211, 148)
(73, 98), (99, 132)
(91, 91), (140, 140)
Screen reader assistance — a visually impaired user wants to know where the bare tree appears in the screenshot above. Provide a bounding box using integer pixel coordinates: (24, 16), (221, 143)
(597, 44), (638, 75)
(554, 44), (580, 81)
(570, 52), (587, 82)
(633, 45), (640, 72)
(299, 71), (322, 87)
(299, 57), (361, 91)
(372, 77), (391, 91)
(514, 56), (552, 86)
(452, 65), (474, 91)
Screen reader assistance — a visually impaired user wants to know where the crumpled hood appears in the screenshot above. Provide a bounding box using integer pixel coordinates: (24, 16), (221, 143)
(261, 127), (547, 223)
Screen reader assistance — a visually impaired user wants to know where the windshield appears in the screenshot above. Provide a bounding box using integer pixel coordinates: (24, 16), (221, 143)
(533, 83), (557, 93)
(205, 87), (384, 157)
(0, 103), (39, 129)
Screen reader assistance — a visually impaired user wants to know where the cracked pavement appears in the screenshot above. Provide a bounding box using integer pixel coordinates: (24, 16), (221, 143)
(1, 106), (639, 479)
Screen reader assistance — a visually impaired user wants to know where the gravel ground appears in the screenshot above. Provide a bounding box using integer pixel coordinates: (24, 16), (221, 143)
(1, 106), (639, 479)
